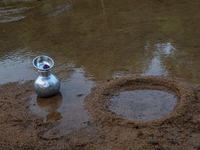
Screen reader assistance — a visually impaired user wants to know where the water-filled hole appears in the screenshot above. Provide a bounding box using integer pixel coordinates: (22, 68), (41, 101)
(110, 89), (177, 121)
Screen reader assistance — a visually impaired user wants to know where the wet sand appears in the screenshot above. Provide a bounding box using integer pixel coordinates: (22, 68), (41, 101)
(1, 76), (200, 150)
(1, 0), (200, 149)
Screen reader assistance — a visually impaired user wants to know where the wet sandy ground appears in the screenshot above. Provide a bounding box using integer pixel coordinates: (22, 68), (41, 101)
(1, 76), (200, 150)
(1, 0), (200, 149)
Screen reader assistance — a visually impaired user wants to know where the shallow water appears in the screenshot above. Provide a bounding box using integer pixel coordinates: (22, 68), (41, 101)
(30, 68), (92, 138)
(1, 0), (200, 136)
(110, 89), (177, 121)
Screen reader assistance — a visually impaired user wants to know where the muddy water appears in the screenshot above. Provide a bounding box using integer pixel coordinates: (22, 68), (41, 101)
(1, 0), (200, 137)
(29, 68), (93, 138)
(110, 90), (177, 121)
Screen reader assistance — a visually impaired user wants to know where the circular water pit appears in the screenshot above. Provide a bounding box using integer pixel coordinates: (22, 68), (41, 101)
(110, 89), (177, 121)
(85, 76), (194, 126)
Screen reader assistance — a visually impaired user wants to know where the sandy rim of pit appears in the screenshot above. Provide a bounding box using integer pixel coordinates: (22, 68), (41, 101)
(84, 76), (195, 127)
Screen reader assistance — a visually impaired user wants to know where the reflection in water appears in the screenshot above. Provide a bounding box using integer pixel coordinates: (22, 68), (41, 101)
(155, 41), (175, 55)
(30, 68), (92, 138)
(47, 3), (70, 17)
(0, 6), (30, 23)
(1, 0), (200, 83)
(1, 0), (200, 136)
(143, 41), (175, 76)
(46, 111), (62, 123)
(37, 92), (63, 122)
(0, 48), (38, 84)
(110, 89), (177, 121)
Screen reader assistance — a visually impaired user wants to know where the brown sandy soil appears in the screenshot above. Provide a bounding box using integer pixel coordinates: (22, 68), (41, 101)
(0, 76), (200, 150)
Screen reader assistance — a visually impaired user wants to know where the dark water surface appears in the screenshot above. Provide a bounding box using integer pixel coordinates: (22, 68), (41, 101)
(110, 89), (177, 121)
(1, 0), (200, 137)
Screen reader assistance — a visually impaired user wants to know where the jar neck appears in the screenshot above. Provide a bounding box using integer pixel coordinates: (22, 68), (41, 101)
(40, 71), (51, 77)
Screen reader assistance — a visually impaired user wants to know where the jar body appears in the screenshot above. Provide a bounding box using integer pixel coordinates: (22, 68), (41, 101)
(34, 73), (60, 98)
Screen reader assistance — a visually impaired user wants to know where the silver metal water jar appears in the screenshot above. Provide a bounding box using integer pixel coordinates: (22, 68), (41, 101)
(33, 55), (60, 98)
